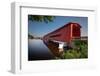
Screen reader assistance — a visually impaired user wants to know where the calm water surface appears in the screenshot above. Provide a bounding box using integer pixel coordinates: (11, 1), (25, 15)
(28, 39), (55, 61)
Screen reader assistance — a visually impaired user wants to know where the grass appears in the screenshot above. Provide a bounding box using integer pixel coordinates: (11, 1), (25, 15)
(61, 40), (88, 59)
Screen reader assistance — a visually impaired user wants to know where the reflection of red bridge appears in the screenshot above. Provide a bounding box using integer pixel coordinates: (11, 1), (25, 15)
(43, 22), (81, 45)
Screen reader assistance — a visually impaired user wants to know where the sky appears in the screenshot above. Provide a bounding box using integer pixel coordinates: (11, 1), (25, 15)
(28, 15), (88, 37)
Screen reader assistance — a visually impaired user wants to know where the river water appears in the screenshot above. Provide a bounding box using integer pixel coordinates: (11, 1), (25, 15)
(28, 39), (55, 61)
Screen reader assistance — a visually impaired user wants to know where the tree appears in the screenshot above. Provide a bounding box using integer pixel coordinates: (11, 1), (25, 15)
(28, 15), (55, 23)
(28, 33), (34, 39)
(28, 15), (55, 39)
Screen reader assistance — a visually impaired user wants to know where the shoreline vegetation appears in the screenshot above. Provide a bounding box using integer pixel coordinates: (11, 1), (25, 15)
(28, 33), (43, 40)
(59, 40), (88, 59)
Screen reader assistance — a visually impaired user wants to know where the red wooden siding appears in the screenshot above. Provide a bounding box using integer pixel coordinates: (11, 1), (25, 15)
(43, 22), (81, 43)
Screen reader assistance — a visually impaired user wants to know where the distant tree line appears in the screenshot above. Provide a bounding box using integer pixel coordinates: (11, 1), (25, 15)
(28, 34), (34, 39)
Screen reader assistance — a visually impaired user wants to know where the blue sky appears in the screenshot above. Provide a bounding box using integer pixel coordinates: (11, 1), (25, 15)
(28, 15), (88, 37)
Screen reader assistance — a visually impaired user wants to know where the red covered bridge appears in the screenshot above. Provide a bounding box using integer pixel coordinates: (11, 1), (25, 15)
(43, 22), (81, 45)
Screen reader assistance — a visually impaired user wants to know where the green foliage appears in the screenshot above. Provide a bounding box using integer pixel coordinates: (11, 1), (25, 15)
(28, 15), (55, 23)
(62, 40), (88, 59)
(63, 50), (81, 59)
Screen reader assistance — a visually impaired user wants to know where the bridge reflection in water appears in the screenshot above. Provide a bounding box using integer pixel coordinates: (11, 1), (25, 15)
(43, 40), (64, 58)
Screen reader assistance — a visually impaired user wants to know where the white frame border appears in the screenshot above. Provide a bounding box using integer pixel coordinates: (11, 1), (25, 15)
(11, 2), (97, 74)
